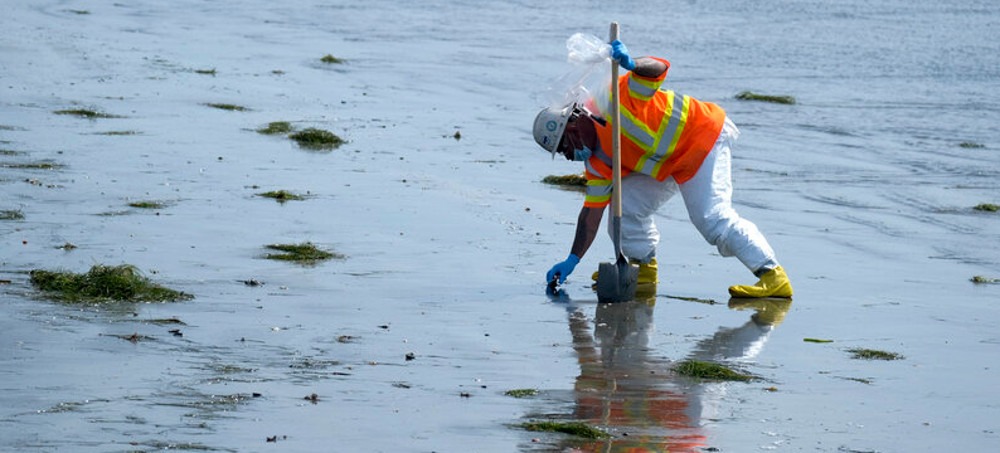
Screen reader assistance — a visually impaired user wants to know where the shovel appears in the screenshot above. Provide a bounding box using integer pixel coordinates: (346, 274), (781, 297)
(595, 22), (639, 303)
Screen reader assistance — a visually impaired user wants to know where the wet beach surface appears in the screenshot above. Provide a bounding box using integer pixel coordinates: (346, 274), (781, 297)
(2, 0), (999, 451)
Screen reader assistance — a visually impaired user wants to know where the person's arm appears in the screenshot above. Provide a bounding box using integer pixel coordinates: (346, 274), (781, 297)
(570, 206), (605, 258)
(631, 57), (668, 79)
(610, 40), (669, 78)
(546, 205), (606, 284)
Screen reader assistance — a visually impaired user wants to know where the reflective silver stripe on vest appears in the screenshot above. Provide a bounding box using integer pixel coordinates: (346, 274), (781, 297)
(587, 184), (611, 203)
(628, 77), (657, 98)
(593, 145), (612, 167)
(620, 114), (656, 149)
(638, 93), (687, 175)
(585, 178), (612, 200)
(584, 158), (602, 179)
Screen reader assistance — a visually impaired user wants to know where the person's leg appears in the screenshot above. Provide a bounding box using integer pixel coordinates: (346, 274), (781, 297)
(678, 118), (791, 297)
(596, 173), (676, 284)
(612, 172), (677, 263)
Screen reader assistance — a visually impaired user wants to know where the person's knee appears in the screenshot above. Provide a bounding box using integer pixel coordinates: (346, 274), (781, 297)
(690, 209), (738, 244)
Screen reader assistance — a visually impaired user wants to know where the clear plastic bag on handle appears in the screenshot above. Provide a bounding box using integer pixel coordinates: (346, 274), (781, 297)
(542, 33), (612, 114)
(566, 33), (611, 65)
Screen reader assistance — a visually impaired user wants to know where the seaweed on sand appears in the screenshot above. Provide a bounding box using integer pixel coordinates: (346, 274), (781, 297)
(973, 203), (998, 212)
(2, 162), (64, 170)
(53, 109), (121, 119)
(518, 421), (609, 439)
(29, 264), (192, 303)
(288, 128), (344, 150)
(256, 121), (293, 135)
(971, 275), (999, 284)
(673, 360), (755, 381)
(1, 209), (24, 220)
(204, 103), (248, 111)
(264, 242), (342, 263)
(735, 91), (796, 105)
(504, 389), (538, 398)
(256, 190), (305, 202)
(541, 174), (587, 189)
(129, 201), (167, 209)
(143, 317), (187, 325)
(107, 332), (155, 343)
(847, 348), (904, 361)
(320, 54), (343, 64)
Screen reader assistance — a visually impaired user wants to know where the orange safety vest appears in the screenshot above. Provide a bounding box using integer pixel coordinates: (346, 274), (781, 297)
(584, 57), (726, 208)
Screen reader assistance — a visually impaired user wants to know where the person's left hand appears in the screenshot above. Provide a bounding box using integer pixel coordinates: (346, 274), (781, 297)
(547, 254), (580, 285)
(610, 39), (636, 71)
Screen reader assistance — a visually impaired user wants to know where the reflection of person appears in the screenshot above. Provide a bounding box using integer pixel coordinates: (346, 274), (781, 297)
(546, 290), (792, 452)
(536, 39), (792, 299)
(689, 298), (793, 363)
(567, 292), (708, 452)
(683, 298), (793, 422)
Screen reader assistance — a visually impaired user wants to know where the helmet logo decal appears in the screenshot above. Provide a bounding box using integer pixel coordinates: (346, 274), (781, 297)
(546, 120), (558, 132)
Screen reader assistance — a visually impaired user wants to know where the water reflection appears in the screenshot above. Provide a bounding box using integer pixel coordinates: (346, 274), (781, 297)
(542, 287), (792, 452)
(681, 298), (792, 427)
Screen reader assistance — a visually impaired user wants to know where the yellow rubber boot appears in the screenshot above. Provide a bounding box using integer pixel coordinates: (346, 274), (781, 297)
(636, 258), (658, 284)
(591, 259), (658, 284)
(728, 266), (793, 298)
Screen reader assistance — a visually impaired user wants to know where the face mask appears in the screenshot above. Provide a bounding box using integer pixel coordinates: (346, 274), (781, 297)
(573, 146), (592, 162)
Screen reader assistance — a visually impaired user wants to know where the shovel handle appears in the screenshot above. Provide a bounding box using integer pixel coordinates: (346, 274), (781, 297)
(609, 23), (622, 220)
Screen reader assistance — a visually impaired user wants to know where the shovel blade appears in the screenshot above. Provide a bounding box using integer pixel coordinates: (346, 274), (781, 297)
(596, 260), (639, 303)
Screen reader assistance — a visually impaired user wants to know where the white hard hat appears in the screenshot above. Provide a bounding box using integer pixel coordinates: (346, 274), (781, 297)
(533, 104), (574, 158)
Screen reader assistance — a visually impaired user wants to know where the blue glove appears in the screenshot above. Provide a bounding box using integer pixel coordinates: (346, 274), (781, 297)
(547, 254), (580, 285)
(611, 40), (636, 71)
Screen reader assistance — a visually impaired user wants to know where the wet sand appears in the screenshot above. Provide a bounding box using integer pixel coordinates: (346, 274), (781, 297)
(2, 0), (999, 451)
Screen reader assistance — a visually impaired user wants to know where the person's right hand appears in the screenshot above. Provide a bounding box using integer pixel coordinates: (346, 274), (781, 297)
(546, 254), (580, 284)
(610, 39), (636, 71)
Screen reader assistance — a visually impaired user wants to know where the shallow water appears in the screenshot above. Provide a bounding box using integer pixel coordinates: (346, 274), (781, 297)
(2, 0), (999, 451)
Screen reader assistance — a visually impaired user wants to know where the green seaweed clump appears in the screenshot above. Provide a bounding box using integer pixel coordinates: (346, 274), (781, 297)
(847, 348), (904, 361)
(519, 421), (609, 439)
(804, 338), (834, 343)
(735, 91), (796, 105)
(257, 121), (293, 135)
(257, 190), (305, 202)
(959, 142), (985, 149)
(289, 128), (345, 150)
(2, 162), (64, 170)
(145, 317), (187, 325)
(320, 54), (343, 64)
(264, 242), (342, 263)
(1, 209), (24, 220)
(971, 275), (999, 284)
(29, 264), (193, 303)
(129, 201), (166, 209)
(973, 203), (998, 212)
(673, 360), (754, 381)
(205, 103), (248, 111)
(839, 376), (873, 384)
(195, 68), (217, 75)
(53, 109), (120, 119)
(542, 174), (587, 188)
(504, 389), (538, 398)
